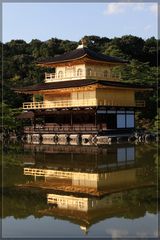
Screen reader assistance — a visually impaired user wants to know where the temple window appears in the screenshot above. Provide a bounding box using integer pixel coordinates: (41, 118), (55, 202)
(117, 113), (125, 128)
(104, 70), (109, 78)
(87, 68), (92, 76)
(111, 69), (119, 79)
(58, 71), (63, 78)
(117, 111), (134, 128)
(126, 114), (134, 128)
(77, 68), (83, 76)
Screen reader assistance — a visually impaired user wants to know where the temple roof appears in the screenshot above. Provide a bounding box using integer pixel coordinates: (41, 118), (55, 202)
(37, 47), (127, 65)
(14, 79), (152, 93)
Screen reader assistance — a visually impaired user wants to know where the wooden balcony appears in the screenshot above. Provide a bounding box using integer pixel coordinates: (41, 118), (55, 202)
(45, 71), (120, 82)
(22, 99), (145, 110)
(24, 167), (72, 178)
(24, 124), (99, 134)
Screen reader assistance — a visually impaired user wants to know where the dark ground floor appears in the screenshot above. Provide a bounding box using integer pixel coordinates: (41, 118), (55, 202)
(21, 107), (135, 135)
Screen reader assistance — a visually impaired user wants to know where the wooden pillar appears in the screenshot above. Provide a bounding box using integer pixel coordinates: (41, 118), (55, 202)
(106, 109), (107, 129)
(31, 118), (33, 127)
(95, 109), (97, 126)
(32, 115), (36, 129)
(32, 95), (36, 102)
(71, 112), (73, 126)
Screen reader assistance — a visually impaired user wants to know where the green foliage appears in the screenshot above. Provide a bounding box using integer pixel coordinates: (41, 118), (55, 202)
(2, 188), (47, 218)
(103, 44), (125, 58)
(1, 102), (22, 129)
(151, 108), (160, 132)
(2, 35), (158, 129)
(120, 59), (158, 85)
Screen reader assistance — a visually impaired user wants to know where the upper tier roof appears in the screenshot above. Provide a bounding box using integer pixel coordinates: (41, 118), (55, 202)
(37, 46), (127, 65)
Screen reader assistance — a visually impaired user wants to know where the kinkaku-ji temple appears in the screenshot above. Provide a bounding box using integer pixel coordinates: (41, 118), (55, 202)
(15, 39), (152, 144)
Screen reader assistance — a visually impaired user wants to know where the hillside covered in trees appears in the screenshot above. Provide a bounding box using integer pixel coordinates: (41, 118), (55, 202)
(1, 35), (159, 131)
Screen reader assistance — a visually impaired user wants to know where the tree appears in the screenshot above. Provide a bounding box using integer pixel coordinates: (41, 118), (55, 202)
(1, 102), (22, 130)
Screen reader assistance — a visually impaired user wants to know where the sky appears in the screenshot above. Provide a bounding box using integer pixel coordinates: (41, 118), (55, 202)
(2, 2), (158, 43)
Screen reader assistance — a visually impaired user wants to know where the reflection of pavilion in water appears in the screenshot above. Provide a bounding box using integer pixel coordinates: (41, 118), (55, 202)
(46, 192), (129, 234)
(20, 143), (157, 235)
(40, 187), (156, 235)
(23, 143), (155, 196)
(23, 143), (137, 172)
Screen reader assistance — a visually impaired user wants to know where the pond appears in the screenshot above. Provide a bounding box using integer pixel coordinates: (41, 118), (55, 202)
(1, 141), (158, 238)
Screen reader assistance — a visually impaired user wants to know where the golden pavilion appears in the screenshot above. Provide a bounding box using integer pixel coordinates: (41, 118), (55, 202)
(15, 39), (151, 141)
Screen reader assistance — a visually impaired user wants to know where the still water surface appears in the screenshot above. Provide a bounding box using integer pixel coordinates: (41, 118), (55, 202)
(2, 142), (158, 238)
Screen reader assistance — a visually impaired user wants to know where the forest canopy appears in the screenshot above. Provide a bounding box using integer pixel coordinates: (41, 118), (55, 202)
(1, 35), (159, 130)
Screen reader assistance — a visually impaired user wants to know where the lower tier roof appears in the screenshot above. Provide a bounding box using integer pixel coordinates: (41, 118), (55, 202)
(14, 79), (152, 93)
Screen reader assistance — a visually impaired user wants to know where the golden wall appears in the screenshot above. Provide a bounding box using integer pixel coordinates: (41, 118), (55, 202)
(43, 87), (135, 107)
(71, 91), (96, 100)
(44, 92), (71, 101)
(96, 88), (135, 106)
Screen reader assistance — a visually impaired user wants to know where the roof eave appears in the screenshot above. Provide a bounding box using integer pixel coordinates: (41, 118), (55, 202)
(36, 54), (88, 66)
(36, 55), (127, 67)
(13, 81), (153, 94)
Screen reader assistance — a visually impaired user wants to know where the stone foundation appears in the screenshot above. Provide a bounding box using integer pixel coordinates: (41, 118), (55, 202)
(23, 131), (157, 145)
(42, 134), (57, 144)
(32, 134), (41, 144)
(57, 134), (69, 145)
(81, 134), (93, 145)
(69, 134), (80, 145)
